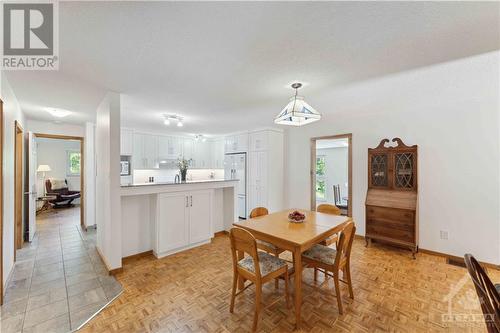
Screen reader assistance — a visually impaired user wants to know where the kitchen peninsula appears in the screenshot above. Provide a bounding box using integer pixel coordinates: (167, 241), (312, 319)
(120, 179), (239, 258)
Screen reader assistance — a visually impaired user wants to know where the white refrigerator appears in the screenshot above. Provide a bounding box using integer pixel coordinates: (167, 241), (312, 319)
(224, 153), (247, 219)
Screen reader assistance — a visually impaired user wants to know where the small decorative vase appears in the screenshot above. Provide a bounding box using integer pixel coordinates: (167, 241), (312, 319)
(181, 169), (187, 182)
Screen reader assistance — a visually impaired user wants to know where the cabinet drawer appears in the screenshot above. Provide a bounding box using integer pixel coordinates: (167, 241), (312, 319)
(366, 218), (414, 233)
(366, 222), (414, 243)
(366, 206), (414, 225)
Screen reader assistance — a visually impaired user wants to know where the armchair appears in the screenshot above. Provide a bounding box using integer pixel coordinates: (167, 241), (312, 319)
(45, 179), (81, 208)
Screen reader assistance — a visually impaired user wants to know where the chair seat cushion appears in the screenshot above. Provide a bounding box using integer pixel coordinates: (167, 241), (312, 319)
(238, 252), (287, 276)
(60, 193), (80, 199)
(302, 244), (337, 266)
(256, 240), (279, 251)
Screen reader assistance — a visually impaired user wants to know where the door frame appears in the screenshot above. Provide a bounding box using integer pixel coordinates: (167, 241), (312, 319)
(0, 99), (3, 305)
(14, 121), (24, 256)
(34, 133), (85, 230)
(310, 133), (353, 217)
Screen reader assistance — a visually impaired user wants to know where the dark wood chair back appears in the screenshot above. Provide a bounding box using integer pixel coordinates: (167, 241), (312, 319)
(464, 254), (500, 333)
(249, 207), (269, 219)
(229, 227), (261, 277)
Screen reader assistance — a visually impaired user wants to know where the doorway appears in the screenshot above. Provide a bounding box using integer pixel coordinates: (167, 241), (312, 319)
(14, 121), (24, 258)
(0, 99), (3, 305)
(310, 134), (352, 216)
(32, 133), (84, 233)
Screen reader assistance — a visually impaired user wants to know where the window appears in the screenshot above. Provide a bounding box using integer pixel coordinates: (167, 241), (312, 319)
(316, 156), (326, 200)
(67, 151), (81, 176)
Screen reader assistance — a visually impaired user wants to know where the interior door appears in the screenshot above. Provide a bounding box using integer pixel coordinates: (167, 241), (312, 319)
(27, 132), (37, 242)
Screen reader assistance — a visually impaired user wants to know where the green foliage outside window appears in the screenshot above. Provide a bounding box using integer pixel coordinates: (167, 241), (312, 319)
(316, 180), (325, 199)
(67, 151), (81, 175)
(316, 157), (325, 176)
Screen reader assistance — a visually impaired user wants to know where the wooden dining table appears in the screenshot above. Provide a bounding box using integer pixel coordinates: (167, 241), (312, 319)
(233, 209), (352, 329)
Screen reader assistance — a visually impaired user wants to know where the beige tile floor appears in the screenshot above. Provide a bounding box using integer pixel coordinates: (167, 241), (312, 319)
(0, 206), (123, 333)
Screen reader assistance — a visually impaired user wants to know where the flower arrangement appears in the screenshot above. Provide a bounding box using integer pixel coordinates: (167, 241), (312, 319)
(177, 157), (191, 181)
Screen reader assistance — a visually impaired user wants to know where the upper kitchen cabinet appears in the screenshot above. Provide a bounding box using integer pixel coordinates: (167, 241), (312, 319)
(211, 138), (225, 169)
(249, 130), (269, 151)
(193, 140), (211, 168)
(225, 133), (248, 153)
(158, 136), (182, 160)
(182, 137), (194, 161)
(247, 129), (284, 215)
(121, 128), (133, 155)
(133, 133), (158, 169)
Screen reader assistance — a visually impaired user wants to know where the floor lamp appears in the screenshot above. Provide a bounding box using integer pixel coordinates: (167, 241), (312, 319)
(37, 164), (51, 196)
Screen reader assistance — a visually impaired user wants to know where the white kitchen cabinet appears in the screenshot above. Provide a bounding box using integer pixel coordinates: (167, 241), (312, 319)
(156, 192), (189, 253)
(155, 189), (213, 257)
(193, 141), (211, 168)
(158, 136), (181, 160)
(188, 190), (213, 243)
(182, 138), (194, 161)
(225, 133), (248, 153)
(211, 139), (225, 169)
(121, 128), (133, 156)
(249, 130), (268, 152)
(133, 133), (158, 169)
(247, 130), (284, 215)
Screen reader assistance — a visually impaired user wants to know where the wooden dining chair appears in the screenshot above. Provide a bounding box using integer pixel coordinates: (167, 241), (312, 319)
(317, 204), (342, 246)
(317, 203), (342, 216)
(302, 221), (356, 314)
(249, 207), (286, 289)
(229, 227), (290, 332)
(316, 204), (343, 280)
(464, 254), (500, 333)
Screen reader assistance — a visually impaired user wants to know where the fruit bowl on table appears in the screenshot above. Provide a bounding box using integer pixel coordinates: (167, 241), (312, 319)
(288, 210), (306, 223)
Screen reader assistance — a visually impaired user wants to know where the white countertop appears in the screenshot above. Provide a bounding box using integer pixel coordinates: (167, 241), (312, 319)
(121, 179), (237, 187)
(120, 179), (239, 196)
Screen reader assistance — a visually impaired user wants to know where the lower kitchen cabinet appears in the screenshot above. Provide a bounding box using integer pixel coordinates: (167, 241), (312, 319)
(154, 189), (213, 257)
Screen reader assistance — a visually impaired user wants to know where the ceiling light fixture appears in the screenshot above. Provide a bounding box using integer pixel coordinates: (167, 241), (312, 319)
(46, 108), (71, 118)
(194, 134), (207, 142)
(274, 82), (321, 126)
(163, 114), (184, 127)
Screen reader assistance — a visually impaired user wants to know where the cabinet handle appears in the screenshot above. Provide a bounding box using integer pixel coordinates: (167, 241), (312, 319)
(190, 195), (193, 207)
(186, 196), (189, 207)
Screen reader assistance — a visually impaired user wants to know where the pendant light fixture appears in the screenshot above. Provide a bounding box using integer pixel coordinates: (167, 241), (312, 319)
(274, 82), (321, 126)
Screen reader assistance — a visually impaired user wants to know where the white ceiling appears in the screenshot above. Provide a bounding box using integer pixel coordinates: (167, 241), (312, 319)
(4, 1), (499, 135)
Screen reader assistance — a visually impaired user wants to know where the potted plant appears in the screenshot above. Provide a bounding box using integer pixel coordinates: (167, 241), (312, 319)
(177, 157), (191, 182)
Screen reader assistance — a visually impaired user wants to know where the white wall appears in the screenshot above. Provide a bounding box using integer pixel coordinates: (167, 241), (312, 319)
(286, 51), (500, 264)
(316, 147), (348, 204)
(95, 92), (122, 270)
(26, 119), (85, 137)
(85, 122), (96, 228)
(36, 138), (81, 202)
(1, 74), (25, 288)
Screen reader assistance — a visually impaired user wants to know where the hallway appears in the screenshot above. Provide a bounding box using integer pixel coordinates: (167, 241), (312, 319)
(0, 207), (122, 333)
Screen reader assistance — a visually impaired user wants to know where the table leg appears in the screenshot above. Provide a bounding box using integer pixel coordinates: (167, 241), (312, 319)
(237, 250), (245, 290)
(293, 247), (302, 329)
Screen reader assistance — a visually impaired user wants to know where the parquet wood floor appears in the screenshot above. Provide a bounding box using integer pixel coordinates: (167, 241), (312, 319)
(80, 236), (499, 333)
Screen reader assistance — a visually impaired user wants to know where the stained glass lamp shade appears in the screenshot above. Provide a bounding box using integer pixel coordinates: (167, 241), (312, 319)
(274, 83), (321, 126)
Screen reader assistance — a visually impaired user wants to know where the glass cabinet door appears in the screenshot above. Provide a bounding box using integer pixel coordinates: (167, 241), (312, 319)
(370, 154), (388, 187)
(394, 152), (415, 189)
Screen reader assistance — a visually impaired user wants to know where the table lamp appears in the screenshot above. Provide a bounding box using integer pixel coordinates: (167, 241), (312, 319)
(36, 164), (51, 196)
